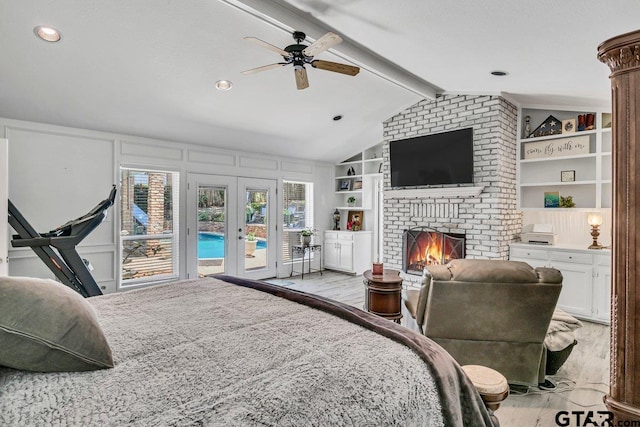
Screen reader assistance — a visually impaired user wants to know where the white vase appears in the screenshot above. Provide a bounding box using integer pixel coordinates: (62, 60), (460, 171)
(301, 235), (311, 246)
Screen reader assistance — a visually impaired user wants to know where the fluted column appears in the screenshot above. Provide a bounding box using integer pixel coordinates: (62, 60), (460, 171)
(598, 29), (640, 421)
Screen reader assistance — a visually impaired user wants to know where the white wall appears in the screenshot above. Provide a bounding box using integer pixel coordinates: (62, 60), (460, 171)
(1, 118), (333, 292)
(0, 138), (7, 276)
(522, 209), (612, 248)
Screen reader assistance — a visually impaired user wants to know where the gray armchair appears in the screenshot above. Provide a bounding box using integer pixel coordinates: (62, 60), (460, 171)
(403, 259), (562, 386)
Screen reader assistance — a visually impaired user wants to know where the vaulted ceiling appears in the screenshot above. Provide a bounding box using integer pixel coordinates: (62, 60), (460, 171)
(1, 1), (638, 163)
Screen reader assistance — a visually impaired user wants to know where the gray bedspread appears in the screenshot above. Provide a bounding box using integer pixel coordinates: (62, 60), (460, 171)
(0, 276), (493, 426)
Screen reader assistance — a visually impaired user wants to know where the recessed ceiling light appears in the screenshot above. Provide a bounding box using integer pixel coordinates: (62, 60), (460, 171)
(333, 115), (343, 121)
(215, 80), (233, 91)
(34, 26), (62, 43)
(490, 70), (508, 76)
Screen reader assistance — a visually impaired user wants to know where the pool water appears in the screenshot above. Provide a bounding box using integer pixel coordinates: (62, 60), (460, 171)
(198, 233), (266, 259)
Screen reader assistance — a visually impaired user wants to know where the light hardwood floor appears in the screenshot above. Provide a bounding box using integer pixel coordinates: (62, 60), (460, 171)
(267, 270), (610, 427)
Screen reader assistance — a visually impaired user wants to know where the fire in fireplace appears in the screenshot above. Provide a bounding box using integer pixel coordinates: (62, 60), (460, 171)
(402, 227), (465, 275)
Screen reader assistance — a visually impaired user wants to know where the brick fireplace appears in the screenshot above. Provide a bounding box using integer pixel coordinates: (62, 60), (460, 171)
(381, 95), (522, 284)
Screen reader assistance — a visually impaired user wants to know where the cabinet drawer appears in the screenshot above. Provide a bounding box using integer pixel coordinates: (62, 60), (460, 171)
(597, 254), (611, 266)
(337, 232), (354, 241)
(324, 231), (338, 239)
(510, 247), (548, 260)
(549, 251), (593, 265)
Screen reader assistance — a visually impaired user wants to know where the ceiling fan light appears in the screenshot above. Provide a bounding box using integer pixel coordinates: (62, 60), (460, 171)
(215, 80), (233, 91)
(34, 26), (62, 42)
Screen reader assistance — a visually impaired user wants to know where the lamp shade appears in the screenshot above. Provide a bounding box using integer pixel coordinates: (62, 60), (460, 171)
(587, 212), (603, 226)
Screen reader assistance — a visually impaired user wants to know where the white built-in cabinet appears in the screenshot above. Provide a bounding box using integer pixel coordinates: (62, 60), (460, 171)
(330, 143), (382, 272)
(517, 106), (612, 209)
(324, 231), (372, 275)
(509, 243), (610, 324)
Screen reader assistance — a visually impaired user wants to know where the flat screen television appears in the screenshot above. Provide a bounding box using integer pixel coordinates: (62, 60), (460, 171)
(390, 127), (474, 187)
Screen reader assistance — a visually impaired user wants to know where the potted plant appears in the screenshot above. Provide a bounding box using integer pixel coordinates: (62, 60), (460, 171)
(245, 232), (257, 257)
(299, 228), (316, 246)
(347, 196), (356, 207)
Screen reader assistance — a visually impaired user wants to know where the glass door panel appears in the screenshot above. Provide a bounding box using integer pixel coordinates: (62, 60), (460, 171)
(197, 185), (227, 277)
(239, 177), (276, 279)
(187, 174), (237, 279)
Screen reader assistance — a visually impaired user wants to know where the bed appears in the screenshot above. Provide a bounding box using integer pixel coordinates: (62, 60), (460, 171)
(0, 274), (495, 426)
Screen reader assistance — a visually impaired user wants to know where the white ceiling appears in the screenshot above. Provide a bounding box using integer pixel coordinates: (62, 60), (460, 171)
(1, 0), (638, 164)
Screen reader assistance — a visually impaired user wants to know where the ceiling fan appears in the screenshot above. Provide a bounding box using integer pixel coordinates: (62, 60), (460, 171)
(241, 31), (360, 90)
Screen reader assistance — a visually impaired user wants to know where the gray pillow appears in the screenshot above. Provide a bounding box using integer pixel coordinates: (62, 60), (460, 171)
(0, 276), (113, 372)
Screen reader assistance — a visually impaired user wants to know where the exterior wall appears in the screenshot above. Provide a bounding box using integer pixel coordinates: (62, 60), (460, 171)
(381, 94), (521, 283)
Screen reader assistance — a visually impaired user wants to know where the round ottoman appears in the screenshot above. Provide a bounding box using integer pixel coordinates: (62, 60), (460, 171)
(461, 365), (509, 412)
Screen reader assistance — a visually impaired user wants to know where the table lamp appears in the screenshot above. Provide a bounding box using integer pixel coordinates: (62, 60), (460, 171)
(587, 212), (603, 249)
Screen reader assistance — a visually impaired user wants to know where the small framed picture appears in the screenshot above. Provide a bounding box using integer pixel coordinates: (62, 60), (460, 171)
(561, 170), (576, 182)
(339, 179), (351, 191)
(353, 180), (363, 190)
(544, 191), (560, 208)
(347, 210), (364, 231)
(562, 119), (576, 134)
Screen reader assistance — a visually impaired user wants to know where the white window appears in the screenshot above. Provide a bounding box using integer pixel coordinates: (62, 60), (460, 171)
(120, 168), (179, 285)
(282, 180), (313, 262)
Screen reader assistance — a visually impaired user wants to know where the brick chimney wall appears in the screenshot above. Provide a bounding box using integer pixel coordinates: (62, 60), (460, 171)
(381, 95), (522, 284)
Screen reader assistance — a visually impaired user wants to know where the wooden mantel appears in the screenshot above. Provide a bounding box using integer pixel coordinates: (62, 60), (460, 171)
(598, 29), (640, 422)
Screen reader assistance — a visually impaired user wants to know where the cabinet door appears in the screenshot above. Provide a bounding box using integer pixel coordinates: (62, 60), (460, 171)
(338, 241), (354, 271)
(552, 261), (593, 318)
(593, 267), (611, 323)
(324, 239), (340, 269)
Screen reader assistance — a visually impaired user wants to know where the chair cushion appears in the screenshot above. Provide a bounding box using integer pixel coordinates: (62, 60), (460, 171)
(403, 289), (420, 319)
(444, 259), (540, 283)
(0, 276), (113, 372)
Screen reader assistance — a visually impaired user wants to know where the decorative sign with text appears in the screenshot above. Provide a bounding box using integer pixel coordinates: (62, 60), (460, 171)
(523, 135), (590, 159)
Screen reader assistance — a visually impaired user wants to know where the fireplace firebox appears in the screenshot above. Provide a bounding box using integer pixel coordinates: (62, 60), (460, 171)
(402, 227), (465, 275)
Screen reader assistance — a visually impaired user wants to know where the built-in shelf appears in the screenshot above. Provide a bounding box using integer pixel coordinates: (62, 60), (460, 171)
(384, 186), (485, 199)
(518, 106), (611, 209)
(520, 180), (597, 187)
(334, 142), (384, 212)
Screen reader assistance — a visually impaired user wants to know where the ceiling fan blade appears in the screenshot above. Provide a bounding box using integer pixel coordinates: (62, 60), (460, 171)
(244, 36), (291, 58)
(311, 60), (360, 76)
(302, 32), (343, 57)
(295, 67), (309, 90)
(241, 63), (286, 75)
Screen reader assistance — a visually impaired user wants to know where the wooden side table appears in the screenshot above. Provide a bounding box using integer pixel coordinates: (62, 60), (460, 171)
(363, 268), (403, 323)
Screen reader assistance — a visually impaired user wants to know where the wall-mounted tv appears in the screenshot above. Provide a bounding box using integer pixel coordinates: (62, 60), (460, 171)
(390, 127), (474, 187)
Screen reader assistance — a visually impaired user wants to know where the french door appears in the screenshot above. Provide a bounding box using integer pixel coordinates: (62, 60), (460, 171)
(186, 174), (277, 280)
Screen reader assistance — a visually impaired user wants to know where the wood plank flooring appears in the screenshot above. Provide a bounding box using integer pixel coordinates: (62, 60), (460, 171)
(267, 270), (610, 427)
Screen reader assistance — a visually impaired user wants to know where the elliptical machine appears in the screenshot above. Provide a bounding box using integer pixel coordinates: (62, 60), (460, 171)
(8, 185), (117, 297)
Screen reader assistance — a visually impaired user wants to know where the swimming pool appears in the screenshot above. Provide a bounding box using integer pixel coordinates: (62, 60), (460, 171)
(198, 232), (266, 259)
